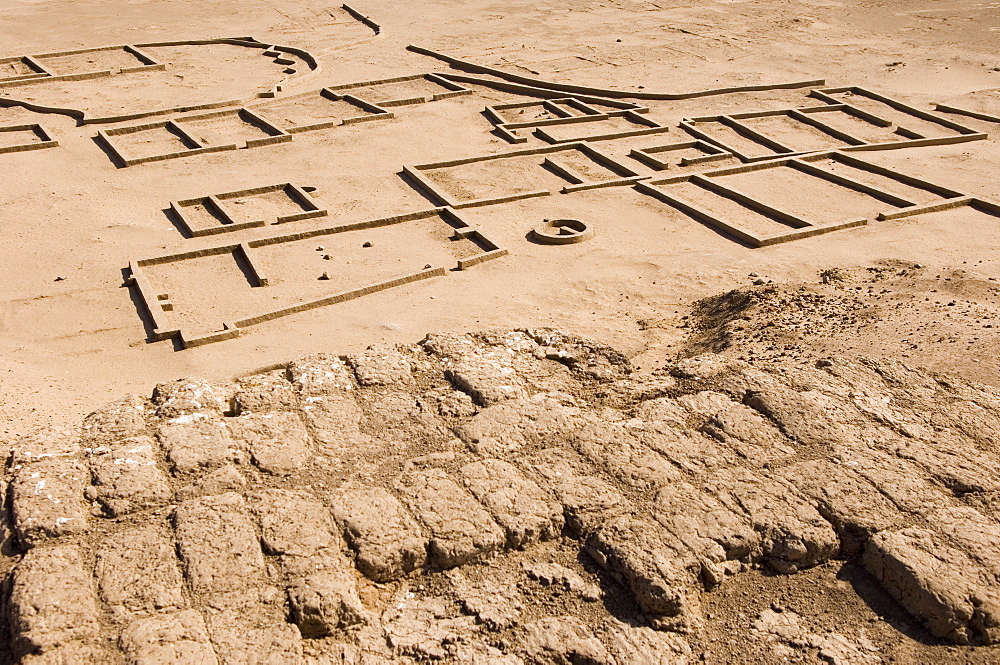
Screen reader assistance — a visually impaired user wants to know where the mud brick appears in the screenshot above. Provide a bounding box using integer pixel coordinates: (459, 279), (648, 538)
(330, 483), (427, 582)
(586, 514), (703, 631)
(228, 412), (311, 476)
(246, 488), (341, 558)
(396, 468), (504, 569)
(703, 467), (839, 574)
(287, 353), (354, 394)
(777, 459), (901, 556)
(10, 458), (88, 548)
(81, 394), (149, 444)
(347, 344), (415, 386)
(173, 492), (265, 595)
(864, 527), (1000, 645)
(95, 522), (186, 614)
(119, 610), (218, 665)
(153, 378), (227, 419)
(572, 421), (684, 491)
(157, 416), (244, 475)
(458, 395), (582, 456)
(204, 588), (303, 664)
(459, 458), (563, 549)
(526, 447), (630, 537)
(232, 373), (299, 414)
(7, 545), (100, 657)
(87, 435), (172, 516)
(654, 481), (759, 587)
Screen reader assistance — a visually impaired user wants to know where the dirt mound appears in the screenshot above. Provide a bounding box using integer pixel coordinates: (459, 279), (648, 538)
(3, 315), (1000, 662)
(686, 259), (1000, 387)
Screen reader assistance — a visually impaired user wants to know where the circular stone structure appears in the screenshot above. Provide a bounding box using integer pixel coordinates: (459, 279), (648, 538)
(531, 218), (594, 244)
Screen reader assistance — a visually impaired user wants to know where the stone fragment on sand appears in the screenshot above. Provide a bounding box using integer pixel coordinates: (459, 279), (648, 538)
(459, 458), (563, 549)
(777, 459), (901, 556)
(95, 522), (186, 614)
(157, 416), (244, 475)
(287, 353), (354, 394)
(653, 481), (759, 587)
(173, 492), (265, 595)
(347, 344), (415, 386)
(863, 527), (1000, 644)
(7, 545), (100, 657)
(458, 395), (582, 456)
(585, 514), (703, 631)
(330, 483), (427, 582)
(86, 435), (172, 516)
(703, 467), (839, 574)
(153, 378), (226, 419)
(10, 458), (88, 548)
(119, 610), (218, 665)
(81, 394), (149, 444)
(228, 411), (311, 476)
(396, 468), (504, 569)
(518, 616), (613, 665)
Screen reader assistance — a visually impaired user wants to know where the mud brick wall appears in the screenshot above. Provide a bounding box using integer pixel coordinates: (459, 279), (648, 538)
(5, 330), (1000, 661)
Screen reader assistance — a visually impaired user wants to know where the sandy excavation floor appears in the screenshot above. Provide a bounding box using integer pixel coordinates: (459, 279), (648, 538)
(5, 0), (1000, 662)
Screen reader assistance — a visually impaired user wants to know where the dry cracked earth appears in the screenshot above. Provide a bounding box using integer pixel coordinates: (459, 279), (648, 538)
(6, 267), (1000, 664)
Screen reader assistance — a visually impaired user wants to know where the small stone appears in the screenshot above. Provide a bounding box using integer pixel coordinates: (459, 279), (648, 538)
(362, 241), (373, 248)
(319, 272), (330, 280)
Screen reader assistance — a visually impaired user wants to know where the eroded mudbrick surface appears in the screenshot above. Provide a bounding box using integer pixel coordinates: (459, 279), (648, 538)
(6, 330), (1000, 662)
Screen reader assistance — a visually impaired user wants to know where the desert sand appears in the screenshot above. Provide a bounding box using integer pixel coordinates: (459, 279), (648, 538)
(4, 0), (1000, 662)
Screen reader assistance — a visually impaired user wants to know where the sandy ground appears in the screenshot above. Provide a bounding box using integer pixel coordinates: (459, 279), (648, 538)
(0, 0), (998, 441)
